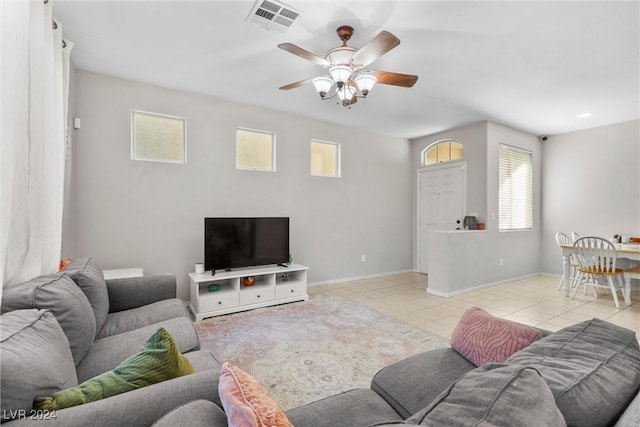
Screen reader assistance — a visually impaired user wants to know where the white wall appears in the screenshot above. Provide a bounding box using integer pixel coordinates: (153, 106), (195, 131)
(69, 71), (413, 300)
(62, 63), (78, 258)
(410, 121), (488, 269)
(65, 71), (638, 300)
(412, 121), (542, 293)
(540, 120), (640, 274)
(486, 122), (542, 277)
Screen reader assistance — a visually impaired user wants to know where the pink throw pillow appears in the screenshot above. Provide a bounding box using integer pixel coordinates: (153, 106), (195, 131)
(218, 362), (293, 427)
(450, 307), (542, 367)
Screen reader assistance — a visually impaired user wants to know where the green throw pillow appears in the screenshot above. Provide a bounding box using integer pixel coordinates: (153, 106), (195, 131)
(34, 327), (194, 411)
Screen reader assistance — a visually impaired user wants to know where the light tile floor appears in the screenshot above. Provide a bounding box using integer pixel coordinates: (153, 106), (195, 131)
(309, 273), (640, 339)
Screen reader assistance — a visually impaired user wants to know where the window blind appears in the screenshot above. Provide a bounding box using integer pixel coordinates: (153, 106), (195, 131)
(499, 144), (532, 230)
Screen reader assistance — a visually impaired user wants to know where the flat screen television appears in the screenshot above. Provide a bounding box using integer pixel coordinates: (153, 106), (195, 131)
(204, 217), (289, 272)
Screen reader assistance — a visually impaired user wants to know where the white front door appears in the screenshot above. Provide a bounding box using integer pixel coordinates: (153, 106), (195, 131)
(417, 163), (466, 274)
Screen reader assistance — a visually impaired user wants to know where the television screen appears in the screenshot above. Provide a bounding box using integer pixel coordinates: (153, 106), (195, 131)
(204, 217), (289, 272)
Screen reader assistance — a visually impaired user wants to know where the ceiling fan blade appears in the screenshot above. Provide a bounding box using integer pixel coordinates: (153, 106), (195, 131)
(372, 70), (419, 88)
(279, 77), (315, 91)
(351, 31), (400, 67)
(278, 43), (331, 67)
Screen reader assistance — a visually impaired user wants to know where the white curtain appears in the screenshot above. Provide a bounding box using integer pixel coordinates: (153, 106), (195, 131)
(0, 0), (73, 288)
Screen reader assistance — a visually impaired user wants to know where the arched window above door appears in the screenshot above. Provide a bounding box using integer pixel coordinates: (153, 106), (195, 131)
(422, 140), (463, 165)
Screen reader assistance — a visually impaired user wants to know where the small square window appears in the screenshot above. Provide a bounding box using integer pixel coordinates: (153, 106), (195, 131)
(236, 128), (275, 172)
(131, 110), (186, 163)
(311, 140), (340, 177)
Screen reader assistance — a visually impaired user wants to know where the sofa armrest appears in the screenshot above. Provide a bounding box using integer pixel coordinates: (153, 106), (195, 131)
(106, 275), (177, 313)
(614, 390), (640, 427)
(3, 370), (221, 427)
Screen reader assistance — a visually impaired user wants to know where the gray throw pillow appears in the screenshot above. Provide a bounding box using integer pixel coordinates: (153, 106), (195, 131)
(506, 318), (640, 427)
(64, 257), (110, 335)
(403, 364), (565, 426)
(0, 310), (78, 421)
(1, 274), (96, 365)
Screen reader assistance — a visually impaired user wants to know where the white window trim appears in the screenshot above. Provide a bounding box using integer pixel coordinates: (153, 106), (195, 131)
(131, 109), (187, 164)
(235, 127), (276, 172)
(498, 143), (533, 231)
(421, 139), (463, 166)
(310, 139), (341, 178)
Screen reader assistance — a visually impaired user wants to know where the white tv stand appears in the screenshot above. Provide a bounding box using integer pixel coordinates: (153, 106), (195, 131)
(188, 264), (309, 320)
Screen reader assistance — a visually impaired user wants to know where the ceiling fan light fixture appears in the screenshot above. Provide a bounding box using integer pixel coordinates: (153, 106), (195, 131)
(354, 74), (377, 96)
(329, 65), (352, 88)
(278, 26), (418, 109)
(312, 76), (333, 98)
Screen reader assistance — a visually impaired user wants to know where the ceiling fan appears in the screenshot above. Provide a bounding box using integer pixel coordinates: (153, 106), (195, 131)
(278, 26), (418, 108)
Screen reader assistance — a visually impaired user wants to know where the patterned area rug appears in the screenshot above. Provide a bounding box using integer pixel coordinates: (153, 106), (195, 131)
(195, 292), (449, 410)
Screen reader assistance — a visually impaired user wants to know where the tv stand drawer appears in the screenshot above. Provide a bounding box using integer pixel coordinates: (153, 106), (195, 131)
(240, 286), (275, 305)
(276, 282), (306, 299)
(198, 292), (239, 312)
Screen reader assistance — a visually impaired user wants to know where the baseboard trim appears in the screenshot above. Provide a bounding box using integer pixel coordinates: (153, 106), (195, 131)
(308, 269), (416, 287)
(426, 273), (541, 298)
(309, 270), (639, 292)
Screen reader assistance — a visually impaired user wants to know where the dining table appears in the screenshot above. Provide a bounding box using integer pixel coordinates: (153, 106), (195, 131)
(560, 242), (640, 305)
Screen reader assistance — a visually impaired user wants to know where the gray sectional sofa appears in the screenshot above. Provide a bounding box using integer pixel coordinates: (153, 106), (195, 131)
(2, 258), (639, 427)
(153, 316), (640, 427)
(0, 258), (224, 426)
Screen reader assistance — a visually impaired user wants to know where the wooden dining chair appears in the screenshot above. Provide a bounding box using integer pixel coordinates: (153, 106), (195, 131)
(555, 232), (579, 291)
(571, 236), (629, 308)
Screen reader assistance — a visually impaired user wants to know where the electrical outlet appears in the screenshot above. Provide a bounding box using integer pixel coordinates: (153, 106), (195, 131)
(361, 255), (367, 263)
(499, 258), (504, 267)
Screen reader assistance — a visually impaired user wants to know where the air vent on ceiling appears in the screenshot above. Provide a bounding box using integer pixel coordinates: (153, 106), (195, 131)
(246, 0), (301, 32)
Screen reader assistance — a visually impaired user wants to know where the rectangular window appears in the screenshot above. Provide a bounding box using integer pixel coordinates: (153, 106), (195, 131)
(236, 128), (275, 171)
(499, 144), (533, 230)
(131, 110), (186, 163)
(311, 140), (340, 177)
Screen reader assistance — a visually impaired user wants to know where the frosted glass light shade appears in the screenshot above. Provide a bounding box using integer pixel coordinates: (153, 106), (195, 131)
(329, 65), (352, 86)
(337, 84), (356, 102)
(312, 76), (333, 97)
(354, 74), (377, 95)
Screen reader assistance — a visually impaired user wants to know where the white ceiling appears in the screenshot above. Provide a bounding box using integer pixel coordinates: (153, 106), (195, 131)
(53, 0), (639, 139)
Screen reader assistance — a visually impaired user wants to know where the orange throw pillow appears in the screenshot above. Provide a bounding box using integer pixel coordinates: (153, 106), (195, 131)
(218, 362), (293, 427)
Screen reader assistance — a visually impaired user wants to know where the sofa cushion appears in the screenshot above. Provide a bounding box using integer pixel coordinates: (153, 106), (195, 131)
(450, 307), (542, 367)
(506, 318), (640, 427)
(218, 362), (293, 427)
(152, 399), (228, 427)
(34, 327), (194, 411)
(75, 316), (200, 382)
(183, 349), (222, 373)
(97, 298), (190, 339)
(1, 274), (96, 365)
(286, 388), (404, 427)
(402, 364), (565, 426)
(370, 348), (475, 419)
(64, 257), (110, 336)
(0, 310), (78, 421)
